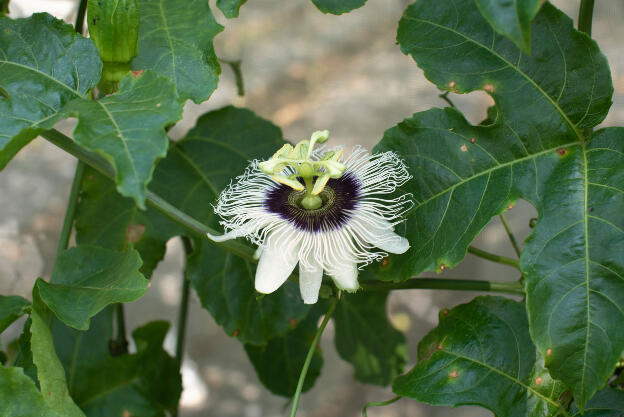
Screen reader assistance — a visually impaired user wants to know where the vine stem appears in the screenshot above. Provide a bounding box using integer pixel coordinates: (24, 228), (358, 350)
(467, 245), (521, 271)
(577, 0), (594, 142)
(289, 295), (339, 417)
(362, 396), (402, 417)
(74, 0), (88, 35)
(499, 213), (522, 258)
(114, 303), (129, 355)
(360, 277), (524, 295)
(56, 161), (84, 253)
(176, 237), (193, 365)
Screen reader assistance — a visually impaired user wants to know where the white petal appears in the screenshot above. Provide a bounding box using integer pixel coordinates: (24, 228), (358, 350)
(255, 228), (300, 294)
(299, 258), (323, 304)
(328, 261), (359, 291)
(206, 228), (246, 242)
(354, 215), (410, 254)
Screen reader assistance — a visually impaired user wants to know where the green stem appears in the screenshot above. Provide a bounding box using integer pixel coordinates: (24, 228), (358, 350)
(219, 58), (244, 97)
(56, 161), (85, 253)
(74, 0), (88, 34)
(114, 303), (128, 355)
(289, 295), (339, 417)
(499, 213), (522, 258)
(467, 245), (521, 271)
(40, 129), (256, 263)
(438, 91), (456, 108)
(362, 396), (402, 417)
(578, 0), (594, 142)
(360, 277), (524, 295)
(577, 0), (595, 36)
(176, 237), (193, 365)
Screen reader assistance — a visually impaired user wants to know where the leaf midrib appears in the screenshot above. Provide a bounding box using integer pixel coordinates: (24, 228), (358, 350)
(403, 14), (584, 142)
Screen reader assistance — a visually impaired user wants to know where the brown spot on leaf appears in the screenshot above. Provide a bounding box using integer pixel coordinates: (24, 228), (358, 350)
(381, 257), (389, 267)
(535, 377), (543, 385)
(546, 348), (552, 356)
(437, 344), (444, 350)
(449, 81), (456, 88)
(289, 318), (297, 327)
(126, 224), (146, 243)
(483, 83), (495, 93)
(557, 148), (568, 156)
(232, 329), (240, 337)
(507, 204), (514, 210)
(131, 70), (144, 78)
(441, 308), (449, 317)
(439, 264), (446, 271)
(156, 102), (161, 107)
(449, 370), (458, 378)
(470, 138), (476, 143)
(460, 145), (468, 152)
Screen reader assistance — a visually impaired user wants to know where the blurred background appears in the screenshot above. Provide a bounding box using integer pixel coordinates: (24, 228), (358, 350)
(1, 0), (623, 416)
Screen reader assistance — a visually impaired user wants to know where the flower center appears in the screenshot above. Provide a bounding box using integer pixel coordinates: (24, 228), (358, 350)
(264, 172), (361, 233)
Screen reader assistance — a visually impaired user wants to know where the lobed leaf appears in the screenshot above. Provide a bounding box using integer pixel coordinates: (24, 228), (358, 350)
(65, 71), (182, 208)
(0, 13), (101, 169)
(132, 0), (223, 103)
(0, 367), (61, 417)
(334, 292), (407, 386)
(474, 0), (543, 53)
(311, 0), (367, 15)
(217, 0), (248, 18)
(393, 296), (566, 417)
(36, 246), (148, 331)
(0, 294), (30, 333)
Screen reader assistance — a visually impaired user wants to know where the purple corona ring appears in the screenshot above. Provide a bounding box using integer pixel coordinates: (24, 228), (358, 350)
(208, 141), (412, 304)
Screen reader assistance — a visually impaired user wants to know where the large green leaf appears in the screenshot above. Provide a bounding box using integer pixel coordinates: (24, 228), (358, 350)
(311, 0), (367, 15)
(523, 127), (624, 409)
(381, 0), (611, 280)
(393, 296), (566, 417)
(132, 0), (223, 103)
(244, 304), (326, 396)
(334, 292), (406, 385)
(0, 367), (61, 417)
(36, 246), (148, 331)
(474, 0), (543, 53)
(52, 310), (182, 417)
(570, 388), (624, 416)
(0, 294), (30, 333)
(29, 288), (85, 417)
(217, 0), (248, 18)
(65, 71), (182, 208)
(0, 13), (101, 169)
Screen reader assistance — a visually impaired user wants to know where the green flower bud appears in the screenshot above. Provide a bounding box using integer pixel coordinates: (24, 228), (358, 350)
(88, 0), (139, 92)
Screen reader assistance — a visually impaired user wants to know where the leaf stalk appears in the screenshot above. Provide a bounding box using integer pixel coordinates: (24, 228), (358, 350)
(467, 245), (521, 271)
(499, 213), (522, 257)
(360, 277), (524, 295)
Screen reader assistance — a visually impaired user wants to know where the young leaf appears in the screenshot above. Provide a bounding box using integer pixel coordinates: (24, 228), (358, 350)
(333, 291), (407, 385)
(523, 127), (624, 409)
(311, 0), (367, 15)
(217, 0), (248, 18)
(29, 288), (85, 417)
(0, 367), (61, 417)
(474, 0), (543, 53)
(51, 310), (182, 416)
(65, 71), (182, 208)
(132, 0), (223, 103)
(0, 294), (30, 333)
(393, 296), (566, 417)
(36, 246), (148, 331)
(570, 387), (624, 416)
(244, 304), (326, 396)
(0, 13), (101, 169)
